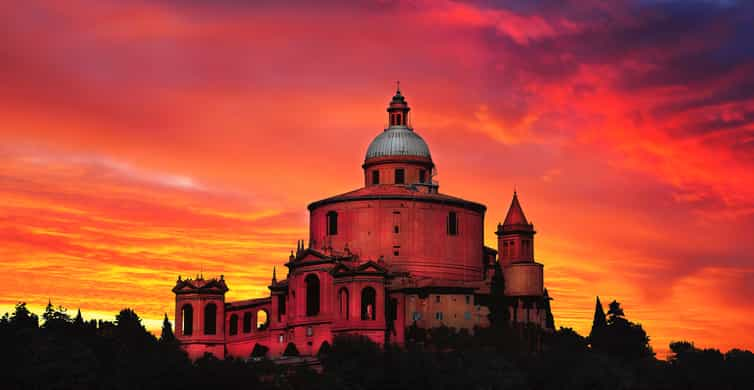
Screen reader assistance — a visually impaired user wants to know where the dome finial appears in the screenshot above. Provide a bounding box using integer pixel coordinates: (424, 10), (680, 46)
(396, 80), (401, 95)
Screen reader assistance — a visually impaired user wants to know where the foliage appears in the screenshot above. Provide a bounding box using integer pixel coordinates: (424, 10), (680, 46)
(590, 300), (654, 361)
(283, 342), (300, 357)
(251, 343), (270, 358)
(0, 300), (752, 389)
(159, 313), (176, 343)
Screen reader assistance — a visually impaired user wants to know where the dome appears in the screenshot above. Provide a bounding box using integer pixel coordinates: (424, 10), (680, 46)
(365, 126), (432, 160)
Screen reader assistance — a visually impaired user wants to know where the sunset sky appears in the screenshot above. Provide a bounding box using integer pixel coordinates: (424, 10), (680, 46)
(2, 0), (754, 358)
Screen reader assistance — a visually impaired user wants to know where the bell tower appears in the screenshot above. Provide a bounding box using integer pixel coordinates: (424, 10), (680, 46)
(496, 191), (547, 328)
(496, 191), (535, 267)
(173, 274), (228, 359)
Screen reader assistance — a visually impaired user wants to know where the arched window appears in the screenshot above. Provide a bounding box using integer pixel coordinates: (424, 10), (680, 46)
(257, 309), (269, 330)
(305, 274), (320, 316)
(243, 312), (252, 333)
(326, 211), (338, 235)
(447, 211), (458, 236)
(361, 287), (376, 320)
(229, 314), (238, 336)
(372, 170), (380, 185)
(338, 288), (349, 319)
(204, 303), (217, 335)
(181, 304), (193, 336)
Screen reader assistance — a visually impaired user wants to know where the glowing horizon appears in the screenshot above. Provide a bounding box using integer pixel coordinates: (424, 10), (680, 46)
(2, 0), (754, 359)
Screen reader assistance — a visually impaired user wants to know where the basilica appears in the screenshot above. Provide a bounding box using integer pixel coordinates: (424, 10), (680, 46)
(171, 88), (553, 359)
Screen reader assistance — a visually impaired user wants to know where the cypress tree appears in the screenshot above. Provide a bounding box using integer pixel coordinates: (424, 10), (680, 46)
(73, 308), (84, 327)
(590, 296), (606, 334)
(159, 313), (176, 343)
(543, 289), (555, 330)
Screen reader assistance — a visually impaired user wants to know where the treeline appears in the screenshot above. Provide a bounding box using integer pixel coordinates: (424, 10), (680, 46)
(1, 300), (753, 389)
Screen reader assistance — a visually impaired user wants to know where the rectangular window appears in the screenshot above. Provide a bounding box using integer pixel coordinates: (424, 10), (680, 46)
(277, 295), (286, 322)
(412, 312), (422, 321)
(394, 225), (400, 234)
(306, 326), (313, 337)
(327, 211), (338, 235)
(435, 312), (443, 321)
(435, 295), (441, 303)
(464, 311), (472, 320)
(372, 170), (380, 185)
(447, 211), (458, 236)
(395, 169), (405, 184)
(503, 241), (508, 256)
(419, 169), (426, 183)
(278, 334), (284, 344)
(465, 295), (471, 305)
(393, 246), (400, 256)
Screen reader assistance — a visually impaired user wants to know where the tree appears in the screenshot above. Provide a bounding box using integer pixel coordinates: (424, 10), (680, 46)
(73, 309), (84, 328)
(283, 342), (300, 357)
(250, 343), (269, 358)
(159, 313), (176, 343)
(487, 262), (510, 327)
(42, 300), (72, 329)
(606, 300), (625, 324)
(543, 289), (555, 330)
(589, 296), (607, 349)
(115, 308), (145, 331)
(592, 300), (654, 360)
(8, 302), (38, 330)
(590, 297), (606, 332)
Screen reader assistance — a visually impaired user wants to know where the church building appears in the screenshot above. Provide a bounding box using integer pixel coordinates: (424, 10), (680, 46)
(171, 88), (553, 359)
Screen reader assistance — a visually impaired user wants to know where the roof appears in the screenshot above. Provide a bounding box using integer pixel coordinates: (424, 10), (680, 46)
(172, 276), (228, 294)
(307, 185), (486, 213)
(365, 126), (432, 160)
(503, 191), (529, 225)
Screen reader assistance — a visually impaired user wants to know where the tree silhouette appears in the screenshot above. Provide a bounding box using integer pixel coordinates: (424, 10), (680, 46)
(159, 313), (176, 343)
(283, 342), (300, 357)
(8, 302), (39, 330)
(592, 300), (653, 360)
(73, 308), (84, 328)
(42, 300), (72, 329)
(591, 297), (606, 331)
(606, 299), (625, 323)
(487, 262), (510, 327)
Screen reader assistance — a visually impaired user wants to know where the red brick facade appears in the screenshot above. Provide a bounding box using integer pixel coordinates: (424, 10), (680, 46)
(172, 89), (552, 360)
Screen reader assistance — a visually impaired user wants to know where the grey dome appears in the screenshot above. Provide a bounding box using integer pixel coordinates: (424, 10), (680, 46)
(365, 126), (432, 160)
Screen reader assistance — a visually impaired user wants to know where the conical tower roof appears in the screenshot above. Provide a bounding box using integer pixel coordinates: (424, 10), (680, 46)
(503, 191), (529, 225)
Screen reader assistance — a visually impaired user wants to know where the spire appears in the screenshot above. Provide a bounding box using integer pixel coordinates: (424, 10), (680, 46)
(503, 191), (529, 226)
(272, 266), (277, 284)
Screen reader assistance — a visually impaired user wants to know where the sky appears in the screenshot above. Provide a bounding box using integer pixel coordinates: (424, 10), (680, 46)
(1, 0), (754, 358)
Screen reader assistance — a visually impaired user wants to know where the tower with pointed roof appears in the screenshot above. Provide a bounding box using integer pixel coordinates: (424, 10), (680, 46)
(497, 191), (536, 267)
(496, 191), (548, 328)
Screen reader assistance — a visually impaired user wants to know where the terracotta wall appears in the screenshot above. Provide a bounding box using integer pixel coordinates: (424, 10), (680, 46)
(310, 199), (484, 281)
